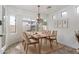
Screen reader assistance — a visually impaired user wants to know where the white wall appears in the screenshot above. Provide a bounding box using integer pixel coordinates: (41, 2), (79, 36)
(47, 6), (79, 49)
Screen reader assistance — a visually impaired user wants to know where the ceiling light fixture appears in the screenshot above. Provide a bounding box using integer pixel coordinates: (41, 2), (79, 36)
(36, 5), (43, 23)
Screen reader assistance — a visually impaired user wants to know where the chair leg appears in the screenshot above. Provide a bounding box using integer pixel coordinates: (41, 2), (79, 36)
(24, 43), (26, 51)
(38, 39), (41, 54)
(22, 41), (26, 51)
(25, 45), (28, 54)
(50, 40), (53, 49)
(45, 39), (47, 46)
(41, 39), (42, 46)
(56, 40), (58, 45)
(38, 43), (41, 54)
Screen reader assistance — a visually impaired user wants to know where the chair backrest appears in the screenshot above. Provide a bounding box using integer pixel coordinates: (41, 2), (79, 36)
(53, 31), (57, 35)
(52, 30), (57, 39)
(42, 30), (51, 35)
(46, 31), (51, 35)
(22, 32), (30, 43)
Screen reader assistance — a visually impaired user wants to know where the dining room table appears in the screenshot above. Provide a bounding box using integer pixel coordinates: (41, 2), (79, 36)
(25, 31), (52, 53)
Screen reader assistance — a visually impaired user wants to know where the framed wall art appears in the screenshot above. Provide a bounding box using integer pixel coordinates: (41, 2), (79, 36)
(57, 20), (63, 28)
(62, 20), (68, 28)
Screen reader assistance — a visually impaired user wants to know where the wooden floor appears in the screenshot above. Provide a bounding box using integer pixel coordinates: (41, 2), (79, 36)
(5, 40), (77, 54)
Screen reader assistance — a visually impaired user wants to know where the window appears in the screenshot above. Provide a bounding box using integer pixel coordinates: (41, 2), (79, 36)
(22, 18), (37, 31)
(62, 12), (67, 17)
(10, 16), (16, 33)
(22, 21), (31, 31)
(43, 19), (47, 30)
(43, 25), (47, 30)
(77, 7), (79, 13)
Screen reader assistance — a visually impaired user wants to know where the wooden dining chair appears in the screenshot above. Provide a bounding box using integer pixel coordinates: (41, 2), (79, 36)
(41, 30), (50, 45)
(22, 32), (40, 53)
(47, 31), (58, 49)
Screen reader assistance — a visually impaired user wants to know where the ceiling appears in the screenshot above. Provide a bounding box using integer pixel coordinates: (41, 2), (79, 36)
(8, 5), (71, 15)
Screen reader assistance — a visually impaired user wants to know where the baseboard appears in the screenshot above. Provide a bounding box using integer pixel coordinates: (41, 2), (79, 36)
(58, 42), (77, 50)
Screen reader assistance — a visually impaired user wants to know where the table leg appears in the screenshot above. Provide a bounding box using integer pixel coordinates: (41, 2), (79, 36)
(38, 38), (42, 54)
(44, 38), (47, 46)
(38, 43), (41, 53)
